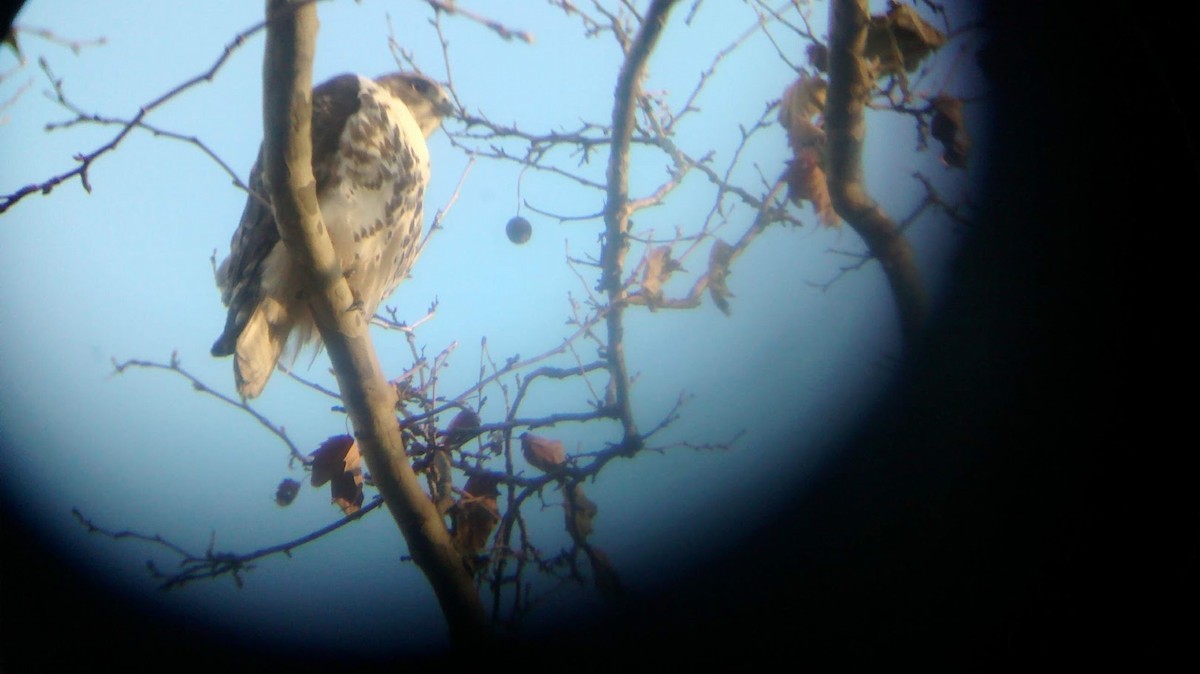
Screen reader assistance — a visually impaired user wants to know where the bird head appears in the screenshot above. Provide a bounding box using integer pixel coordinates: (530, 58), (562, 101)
(377, 72), (455, 137)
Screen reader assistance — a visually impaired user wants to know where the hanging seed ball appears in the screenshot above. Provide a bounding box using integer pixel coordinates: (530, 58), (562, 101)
(506, 216), (532, 244)
(274, 478), (300, 507)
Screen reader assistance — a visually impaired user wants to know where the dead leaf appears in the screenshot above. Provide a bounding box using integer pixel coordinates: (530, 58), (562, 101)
(779, 75), (836, 227)
(587, 546), (623, 599)
(786, 147), (838, 227)
(463, 472), (502, 499)
(520, 432), (565, 473)
(930, 94), (969, 169)
(807, 43), (828, 73)
(639, 246), (682, 310)
(785, 117), (826, 154)
(779, 75), (828, 151)
(885, 2), (946, 72)
(564, 482), (598, 539)
(329, 475), (363, 515)
(309, 435), (363, 516)
(450, 473), (502, 566)
(274, 478), (300, 507)
(865, 1), (946, 77)
(443, 408), (483, 448)
(706, 239), (735, 315)
(310, 435), (354, 486)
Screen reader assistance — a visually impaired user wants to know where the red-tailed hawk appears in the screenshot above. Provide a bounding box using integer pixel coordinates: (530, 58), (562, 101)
(212, 72), (452, 398)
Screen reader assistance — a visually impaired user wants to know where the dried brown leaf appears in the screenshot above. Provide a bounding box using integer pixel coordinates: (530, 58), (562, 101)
(450, 499), (499, 563)
(309, 435), (363, 515)
(587, 546), (623, 599)
(886, 2), (946, 71)
(564, 482), (598, 539)
(464, 473), (501, 500)
(930, 94), (969, 169)
(463, 473), (502, 499)
(639, 245), (681, 310)
(310, 435), (355, 486)
(706, 239), (735, 315)
(330, 472), (364, 516)
(443, 408), (483, 448)
(787, 118), (826, 154)
(779, 75), (837, 227)
(865, 1), (946, 77)
(807, 43), (828, 73)
(450, 473), (502, 564)
(779, 75), (828, 151)
(786, 147), (838, 227)
(520, 432), (565, 473)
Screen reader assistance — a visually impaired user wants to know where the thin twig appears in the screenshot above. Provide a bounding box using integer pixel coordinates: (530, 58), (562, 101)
(2, 18), (269, 214)
(73, 498), (383, 590)
(112, 353), (306, 462)
(424, 0), (536, 43)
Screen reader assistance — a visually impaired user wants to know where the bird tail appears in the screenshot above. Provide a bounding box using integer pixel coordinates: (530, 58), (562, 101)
(233, 298), (292, 399)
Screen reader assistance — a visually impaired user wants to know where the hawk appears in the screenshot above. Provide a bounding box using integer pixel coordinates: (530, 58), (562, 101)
(212, 72), (453, 398)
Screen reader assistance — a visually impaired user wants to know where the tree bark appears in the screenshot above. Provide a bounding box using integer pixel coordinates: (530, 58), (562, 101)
(261, 0), (486, 648)
(600, 0), (678, 450)
(825, 0), (927, 349)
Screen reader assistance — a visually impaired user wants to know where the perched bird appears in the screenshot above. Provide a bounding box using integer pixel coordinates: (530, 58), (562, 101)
(212, 72), (453, 398)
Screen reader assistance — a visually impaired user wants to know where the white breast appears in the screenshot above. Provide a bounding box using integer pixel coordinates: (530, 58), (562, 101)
(320, 75), (430, 317)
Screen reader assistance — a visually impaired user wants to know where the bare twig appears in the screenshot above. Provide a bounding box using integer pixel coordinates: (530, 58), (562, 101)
(0, 77), (30, 121)
(112, 353), (306, 462)
(73, 498), (384, 590)
(423, 0), (536, 43)
(38, 58), (258, 199)
(1, 18), (269, 214)
(419, 154), (476, 257)
(11, 24), (107, 54)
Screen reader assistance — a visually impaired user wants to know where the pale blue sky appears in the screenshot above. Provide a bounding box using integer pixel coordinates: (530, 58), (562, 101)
(0, 0), (986, 655)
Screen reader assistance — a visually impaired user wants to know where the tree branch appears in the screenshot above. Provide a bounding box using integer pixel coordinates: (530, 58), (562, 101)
(73, 499), (384, 590)
(1, 19), (263, 215)
(423, 0), (535, 43)
(599, 0), (679, 451)
(112, 353), (305, 462)
(825, 0), (927, 349)
(260, 0), (485, 647)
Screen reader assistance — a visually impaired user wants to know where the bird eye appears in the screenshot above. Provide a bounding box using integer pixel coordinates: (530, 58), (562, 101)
(411, 79), (429, 94)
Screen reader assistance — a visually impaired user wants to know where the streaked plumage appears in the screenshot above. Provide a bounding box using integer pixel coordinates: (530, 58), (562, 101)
(212, 72), (452, 398)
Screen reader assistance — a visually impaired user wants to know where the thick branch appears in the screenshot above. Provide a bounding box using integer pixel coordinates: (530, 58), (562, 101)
(599, 0), (678, 450)
(261, 0), (485, 647)
(825, 0), (927, 349)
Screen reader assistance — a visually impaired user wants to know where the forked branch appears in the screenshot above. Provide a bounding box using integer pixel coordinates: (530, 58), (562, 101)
(825, 0), (927, 348)
(260, 0), (486, 647)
